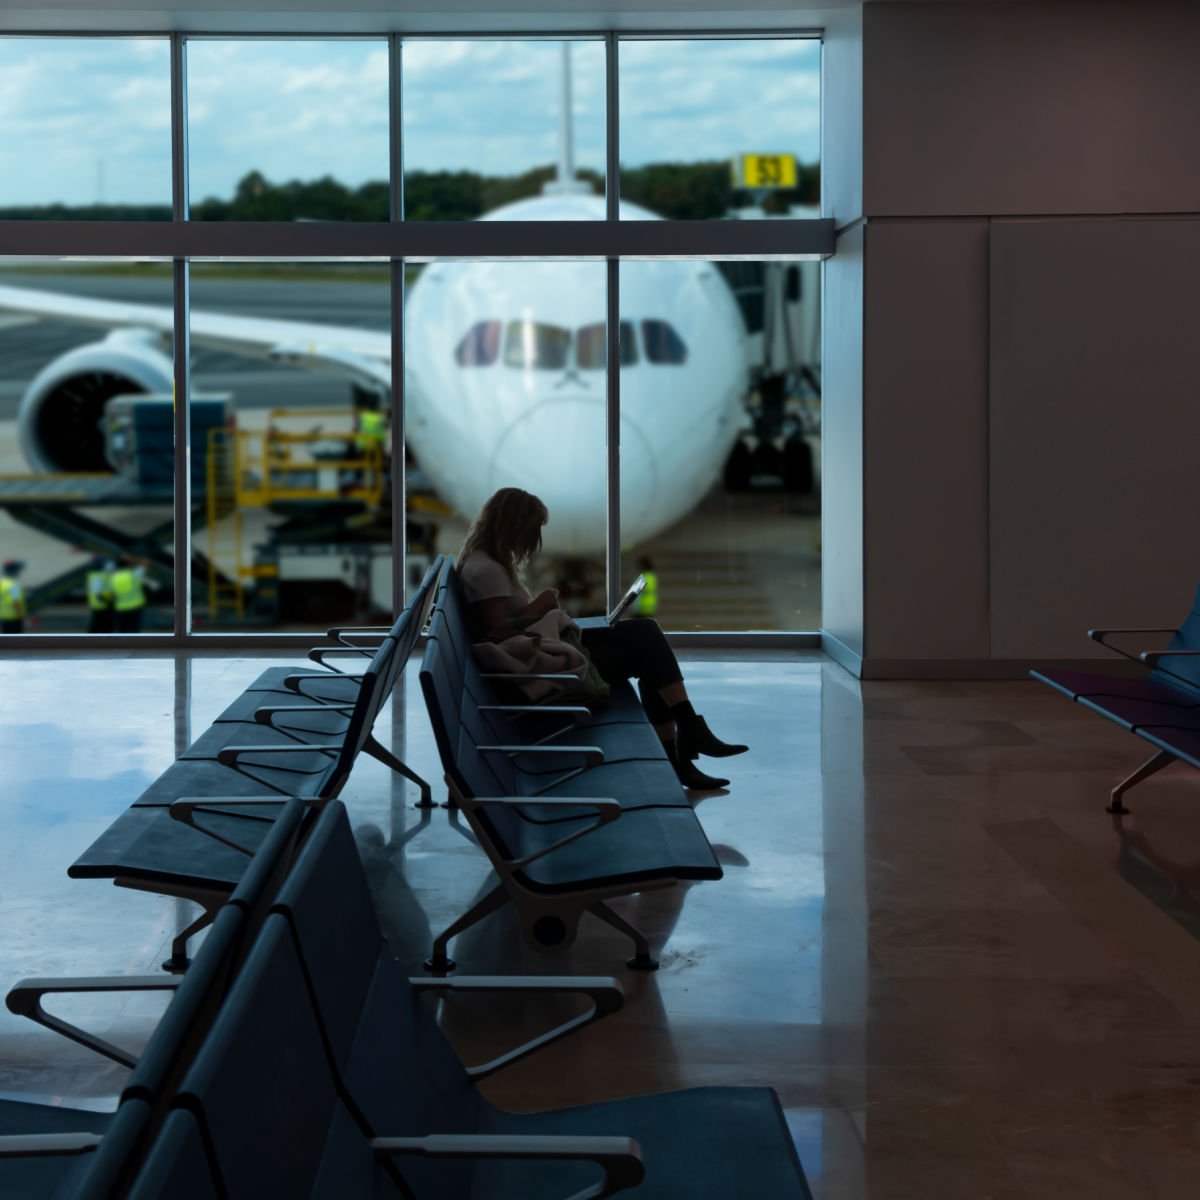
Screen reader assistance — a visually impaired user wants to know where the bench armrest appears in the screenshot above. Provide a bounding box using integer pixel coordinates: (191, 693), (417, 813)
(307, 646), (375, 670)
(478, 705), (591, 718)
(284, 671), (365, 698)
(0, 1133), (103, 1158)
(1141, 649), (1200, 671)
(371, 1134), (644, 1196)
(1089, 627), (1180, 663)
(480, 744), (604, 767)
(216, 742), (341, 768)
(411, 975), (624, 1080)
(479, 673), (580, 682)
(169, 796), (309, 854)
(253, 704), (355, 733)
(472, 796), (621, 869)
(7, 975), (179, 1068)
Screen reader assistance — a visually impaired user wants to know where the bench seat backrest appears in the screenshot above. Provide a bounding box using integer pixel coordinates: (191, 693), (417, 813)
(271, 802), (485, 1196)
(164, 916), (401, 1198)
(19, 801), (309, 1199)
(419, 622), (533, 863)
(311, 554), (447, 795)
(1155, 581), (1200, 692)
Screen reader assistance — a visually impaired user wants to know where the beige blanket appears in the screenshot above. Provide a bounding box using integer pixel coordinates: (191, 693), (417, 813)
(472, 609), (588, 702)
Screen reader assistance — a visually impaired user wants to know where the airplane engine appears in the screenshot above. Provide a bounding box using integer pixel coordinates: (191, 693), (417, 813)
(16, 331), (174, 473)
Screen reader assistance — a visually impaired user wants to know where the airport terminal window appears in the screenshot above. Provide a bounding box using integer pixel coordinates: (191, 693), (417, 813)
(641, 320), (688, 366)
(504, 320), (572, 371)
(189, 261), (393, 634)
(454, 321), (502, 366)
(0, 32), (824, 637)
(0, 39), (171, 218)
(618, 259), (821, 632)
(405, 260), (607, 617)
(617, 38), (820, 221)
(401, 38), (605, 222)
(0, 259), (175, 633)
(186, 39), (389, 221)
(577, 322), (637, 369)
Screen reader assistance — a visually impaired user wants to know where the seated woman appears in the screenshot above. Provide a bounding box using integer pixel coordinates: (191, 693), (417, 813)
(458, 487), (747, 790)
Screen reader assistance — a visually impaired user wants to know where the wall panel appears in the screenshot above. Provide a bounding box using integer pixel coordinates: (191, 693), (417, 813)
(989, 218), (1200, 657)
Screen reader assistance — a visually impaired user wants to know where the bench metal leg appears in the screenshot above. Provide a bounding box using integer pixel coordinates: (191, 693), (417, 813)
(588, 900), (659, 971)
(1108, 748), (1176, 815)
(425, 883), (511, 975)
(364, 733), (435, 809)
(114, 878), (227, 973)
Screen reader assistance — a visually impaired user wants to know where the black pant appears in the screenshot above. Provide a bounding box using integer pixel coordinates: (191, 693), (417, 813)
(89, 609), (115, 634)
(1, 619), (22, 634)
(115, 608), (144, 633)
(580, 618), (683, 725)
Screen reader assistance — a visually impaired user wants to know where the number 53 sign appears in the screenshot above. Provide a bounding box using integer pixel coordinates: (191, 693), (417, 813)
(732, 154), (798, 190)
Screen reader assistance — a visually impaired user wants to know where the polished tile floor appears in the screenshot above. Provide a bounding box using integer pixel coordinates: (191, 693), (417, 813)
(2, 651), (1200, 1196)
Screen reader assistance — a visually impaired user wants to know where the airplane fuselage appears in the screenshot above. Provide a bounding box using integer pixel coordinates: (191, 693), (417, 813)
(404, 193), (750, 554)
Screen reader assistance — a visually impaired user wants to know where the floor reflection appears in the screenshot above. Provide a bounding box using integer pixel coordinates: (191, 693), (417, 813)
(0, 651), (837, 1189)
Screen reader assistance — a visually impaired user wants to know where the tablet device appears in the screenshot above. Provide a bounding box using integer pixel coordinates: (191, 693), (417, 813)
(607, 574), (646, 624)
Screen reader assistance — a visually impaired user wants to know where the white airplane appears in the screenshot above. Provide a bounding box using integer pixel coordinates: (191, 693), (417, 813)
(0, 193), (750, 556)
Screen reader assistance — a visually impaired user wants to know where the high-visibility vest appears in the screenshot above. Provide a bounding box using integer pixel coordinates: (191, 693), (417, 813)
(354, 410), (386, 451)
(637, 571), (659, 616)
(110, 568), (146, 612)
(0, 577), (25, 621)
(86, 570), (114, 611)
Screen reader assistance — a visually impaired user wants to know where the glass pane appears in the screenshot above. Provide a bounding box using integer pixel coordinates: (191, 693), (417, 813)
(189, 262), (392, 632)
(187, 40), (390, 221)
(618, 38), (820, 220)
(405, 260), (606, 615)
(0, 259), (175, 632)
(402, 39), (605, 221)
(0, 39), (171, 217)
(577, 321), (636, 370)
(618, 259), (821, 631)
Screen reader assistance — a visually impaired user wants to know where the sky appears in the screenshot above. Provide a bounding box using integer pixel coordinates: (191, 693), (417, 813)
(0, 37), (820, 207)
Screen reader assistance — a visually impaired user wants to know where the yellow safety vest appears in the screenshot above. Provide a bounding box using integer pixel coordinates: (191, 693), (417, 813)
(354, 410), (386, 451)
(86, 570), (114, 611)
(0, 578), (25, 621)
(110, 568), (146, 612)
(637, 571), (659, 616)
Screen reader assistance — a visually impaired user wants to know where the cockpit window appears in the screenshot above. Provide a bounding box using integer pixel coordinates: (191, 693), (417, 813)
(504, 320), (572, 370)
(576, 321), (638, 369)
(454, 320), (501, 366)
(641, 319), (688, 365)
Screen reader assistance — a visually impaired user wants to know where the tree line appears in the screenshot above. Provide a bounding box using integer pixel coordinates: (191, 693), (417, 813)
(0, 160), (819, 223)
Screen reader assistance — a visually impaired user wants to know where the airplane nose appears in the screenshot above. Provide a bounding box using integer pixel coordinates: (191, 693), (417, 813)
(489, 397), (658, 555)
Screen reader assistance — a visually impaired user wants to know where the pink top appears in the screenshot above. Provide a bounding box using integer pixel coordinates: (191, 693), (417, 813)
(458, 551), (532, 616)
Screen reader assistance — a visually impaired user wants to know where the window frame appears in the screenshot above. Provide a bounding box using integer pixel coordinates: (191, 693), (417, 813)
(0, 28), (832, 646)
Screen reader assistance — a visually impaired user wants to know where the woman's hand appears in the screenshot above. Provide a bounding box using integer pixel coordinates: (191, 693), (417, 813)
(528, 588), (560, 617)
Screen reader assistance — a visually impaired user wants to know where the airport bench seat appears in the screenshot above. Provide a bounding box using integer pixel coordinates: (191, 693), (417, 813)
(66, 559), (445, 967)
(420, 576), (722, 971)
(0, 802), (309, 1198)
(1032, 581), (1200, 812)
(125, 802), (809, 1200)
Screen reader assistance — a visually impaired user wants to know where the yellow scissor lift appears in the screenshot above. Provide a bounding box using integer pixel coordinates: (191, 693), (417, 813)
(205, 407), (385, 622)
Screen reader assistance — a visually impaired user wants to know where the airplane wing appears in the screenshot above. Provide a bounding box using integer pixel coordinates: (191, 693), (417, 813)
(0, 283), (393, 391)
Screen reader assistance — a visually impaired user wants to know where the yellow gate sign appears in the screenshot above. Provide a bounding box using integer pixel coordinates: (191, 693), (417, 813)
(733, 153), (798, 189)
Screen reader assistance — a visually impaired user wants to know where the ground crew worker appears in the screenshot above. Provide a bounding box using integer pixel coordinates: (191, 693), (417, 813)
(345, 392), (388, 495)
(636, 555), (659, 617)
(86, 557), (116, 633)
(110, 556), (148, 632)
(354, 398), (387, 457)
(0, 559), (27, 633)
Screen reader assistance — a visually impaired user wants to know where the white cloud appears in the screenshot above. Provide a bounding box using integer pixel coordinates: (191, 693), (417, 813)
(0, 35), (820, 207)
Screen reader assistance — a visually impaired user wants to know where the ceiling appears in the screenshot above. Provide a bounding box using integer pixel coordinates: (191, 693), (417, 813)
(0, 0), (862, 36)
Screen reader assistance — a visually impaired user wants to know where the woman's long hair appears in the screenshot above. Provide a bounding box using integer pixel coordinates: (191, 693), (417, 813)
(459, 488), (548, 584)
